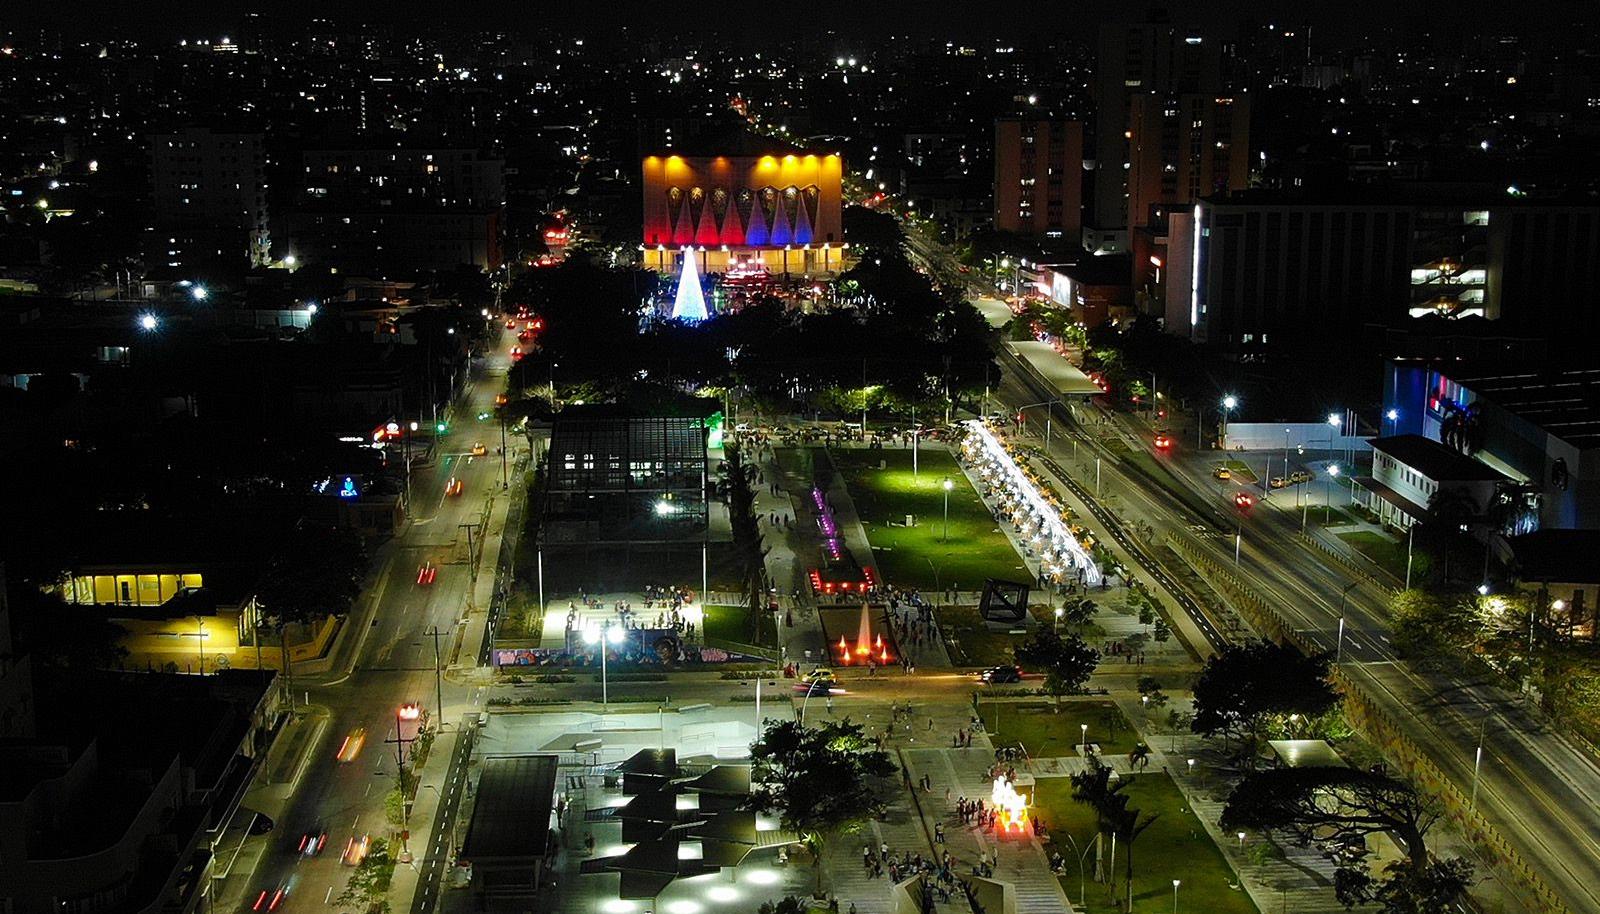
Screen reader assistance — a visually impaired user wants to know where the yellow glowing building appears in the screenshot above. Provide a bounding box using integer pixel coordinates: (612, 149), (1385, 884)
(641, 151), (847, 276)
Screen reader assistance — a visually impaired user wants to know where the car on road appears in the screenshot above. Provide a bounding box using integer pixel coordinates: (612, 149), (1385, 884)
(505, 319), (516, 329)
(1289, 470), (1313, 484)
(297, 826), (328, 857)
(1234, 492), (1255, 509)
(445, 477), (464, 496)
(794, 668), (837, 693)
(342, 833), (372, 866)
(335, 728), (367, 762)
(253, 878), (293, 911)
(980, 665), (1023, 684)
(416, 562), (437, 585)
(471, 442), (487, 456)
(510, 346), (523, 361)
(1212, 467), (1232, 480)
(494, 394), (509, 407)
(1269, 476), (1289, 489)
(1152, 433), (1172, 450)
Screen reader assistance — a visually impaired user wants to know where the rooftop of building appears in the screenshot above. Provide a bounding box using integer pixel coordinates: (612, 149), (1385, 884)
(1203, 184), (1600, 209)
(1398, 362), (1600, 449)
(642, 125), (832, 160)
(1511, 530), (1600, 584)
(459, 754), (558, 861)
(1370, 434), (1508, 482)
(1, 668), (271, 848)
(1038, 256), (1132, 287)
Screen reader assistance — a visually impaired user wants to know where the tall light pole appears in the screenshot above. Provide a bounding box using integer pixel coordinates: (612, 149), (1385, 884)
(1336, 581), (1358, 664)
(1220, 395), (1238, 449)
(1172, 878), (1182, 914)
(498, 410), (509, 490)
(1326, 464), (1340, 524)
(584, 624), (625, 705)
(941, 477), (954, 542)
(405, 421), (419, 511)
(1385, 408), (1399, 437)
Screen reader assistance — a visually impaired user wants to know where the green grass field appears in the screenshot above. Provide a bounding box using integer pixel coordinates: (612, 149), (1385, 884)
(1032, 773), (1258, 914)
(1336, 530), (1409, 580)
(702, 603), (777, 649)
(831, 448), (1028, 591)
(980, 700), (1139, 757)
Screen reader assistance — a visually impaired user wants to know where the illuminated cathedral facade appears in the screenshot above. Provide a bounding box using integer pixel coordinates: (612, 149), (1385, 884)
(641, 151), (847, 277)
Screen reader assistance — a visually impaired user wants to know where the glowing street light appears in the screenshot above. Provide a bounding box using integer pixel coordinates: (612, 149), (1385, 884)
(583, 623), (626, 704)
(190, 284), (209, 301)
(138, 313), (159, 331)
(1220, 395), (1238, 448)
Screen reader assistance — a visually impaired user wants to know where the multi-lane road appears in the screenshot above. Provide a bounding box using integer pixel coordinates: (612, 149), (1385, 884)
(994, 348), (1600, 914)
(220, 326), (518, 914)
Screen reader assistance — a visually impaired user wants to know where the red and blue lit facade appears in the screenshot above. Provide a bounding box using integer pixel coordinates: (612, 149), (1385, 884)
(641, 152), (846, 276)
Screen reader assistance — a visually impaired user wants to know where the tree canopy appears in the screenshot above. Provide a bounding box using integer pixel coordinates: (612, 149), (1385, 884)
(746, 718), (897, 893)
(1191, 639), (1340, 754)
(1221, 766), (1472, 913)
(1014, 626), (1100, 706)
(255, 522), (368, 627)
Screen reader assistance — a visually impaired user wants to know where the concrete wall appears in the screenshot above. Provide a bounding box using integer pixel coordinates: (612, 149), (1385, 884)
(1223, 422), (1372, 454)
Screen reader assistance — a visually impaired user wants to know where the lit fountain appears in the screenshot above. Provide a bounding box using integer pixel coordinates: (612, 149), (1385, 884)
(836, 603), (892, 665)
(990, 775), (1031, 835)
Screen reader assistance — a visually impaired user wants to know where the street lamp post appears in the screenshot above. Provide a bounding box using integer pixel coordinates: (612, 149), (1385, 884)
(1173, 878), (1182, 914)
(1220, 395), (1238, 450)
(1326, 464), (1341, 524)
(1336, 581), (1358, 664)
(498, 410), (509, 490)
(584, 624), (626, 706)
(942, 477), (954, 542)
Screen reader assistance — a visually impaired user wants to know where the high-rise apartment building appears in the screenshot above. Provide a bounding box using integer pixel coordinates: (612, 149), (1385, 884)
(1092, 20), (1235, 247)
(148, 127), (271, 269)
(287, 144), (506, 271)
(992, 117), (1084, 241)
(1126, 93), (1250, 232)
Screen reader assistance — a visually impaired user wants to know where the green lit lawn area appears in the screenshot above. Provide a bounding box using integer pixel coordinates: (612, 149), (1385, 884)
(1336, 531), (1409, 580)
(979, 700), (1139, 757)
(831, 448), (1027, 591)
(941, 604), (1056, 666)
(1033, 773), (1258, 914)
(702, 603), (777, 649)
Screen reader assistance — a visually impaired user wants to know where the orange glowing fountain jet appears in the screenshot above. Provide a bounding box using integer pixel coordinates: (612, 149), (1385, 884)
(855, 603), (873, 656)
(990, 775), (1031, 835)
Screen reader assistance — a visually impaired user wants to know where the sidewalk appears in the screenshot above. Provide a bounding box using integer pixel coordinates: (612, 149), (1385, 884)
(389, 722), (467, 913)
(454, 441), (529, 670)
(899, 746), (1076, 914)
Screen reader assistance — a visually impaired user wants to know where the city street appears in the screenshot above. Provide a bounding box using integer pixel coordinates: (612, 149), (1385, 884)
(216, 325), (521, 914)
(993, 350), (1600, 914)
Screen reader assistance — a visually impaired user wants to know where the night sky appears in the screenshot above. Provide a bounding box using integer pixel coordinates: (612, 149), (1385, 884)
(7, 0), (1586, 46)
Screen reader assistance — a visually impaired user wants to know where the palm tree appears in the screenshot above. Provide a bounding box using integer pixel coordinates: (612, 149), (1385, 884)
(1128, 743), (1151, 775)
(1072, 759), (1160, 910)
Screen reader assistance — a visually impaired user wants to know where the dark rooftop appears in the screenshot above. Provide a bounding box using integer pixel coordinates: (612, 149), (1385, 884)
(1511, 530), (1600, 584)
(459, 755), (558, 861)
(1370, 435), (1507, 482)
(1040, 256), (1132, 287)
(1445, 368), (1600, 449)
